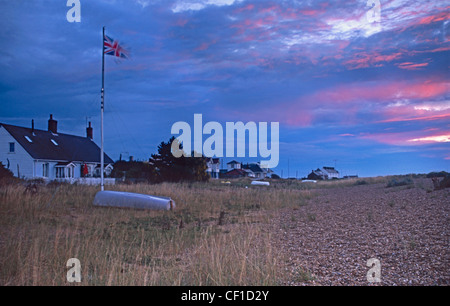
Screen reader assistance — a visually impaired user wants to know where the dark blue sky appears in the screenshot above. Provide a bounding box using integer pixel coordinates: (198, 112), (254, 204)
(1, 0), (449, 177)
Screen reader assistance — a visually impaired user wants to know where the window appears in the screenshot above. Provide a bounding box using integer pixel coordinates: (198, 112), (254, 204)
(56, 167), (65, 178)
(9, 142), (15, 153)
(42, 163), (49, 178)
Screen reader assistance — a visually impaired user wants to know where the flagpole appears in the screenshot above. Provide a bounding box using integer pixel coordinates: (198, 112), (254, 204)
(101, 26), (105, 191)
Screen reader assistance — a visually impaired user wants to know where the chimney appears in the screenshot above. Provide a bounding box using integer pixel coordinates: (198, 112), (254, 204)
(31, 119), (35, 135)
(86, 121), (93, 140)
(48, 114), (57, 134)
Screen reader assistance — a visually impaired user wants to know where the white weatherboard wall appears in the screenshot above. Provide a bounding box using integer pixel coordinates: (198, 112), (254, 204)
(0, 126), (34, 178)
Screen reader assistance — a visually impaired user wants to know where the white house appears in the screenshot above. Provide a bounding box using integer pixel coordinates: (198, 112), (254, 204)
(307, 166), (340, 180)
(227, 160), (241, 171)
(322, 166), (339, 179)
(0, 115), (115, 185)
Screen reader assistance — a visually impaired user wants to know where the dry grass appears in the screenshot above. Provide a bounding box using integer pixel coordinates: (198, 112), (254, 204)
(0, 180), (309, 286)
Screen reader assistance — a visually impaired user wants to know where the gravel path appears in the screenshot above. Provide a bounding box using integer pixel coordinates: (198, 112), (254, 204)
(273, 178), (449, 286)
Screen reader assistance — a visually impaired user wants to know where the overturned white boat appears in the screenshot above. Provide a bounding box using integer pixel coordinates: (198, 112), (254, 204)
(251, 181), (270, 186)
(301, 180), (317, 183)
(93, 191), (175, 211)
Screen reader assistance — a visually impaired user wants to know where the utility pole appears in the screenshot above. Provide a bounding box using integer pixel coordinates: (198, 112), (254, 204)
(288, 159), (290, 178)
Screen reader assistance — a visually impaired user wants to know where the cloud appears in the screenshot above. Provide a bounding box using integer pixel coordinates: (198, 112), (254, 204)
(135, 0), (150, 8)
(1, 0), (449, 176)
(396, 62), (429, 70)
(172, 0), (245, 13)
(359, 130), (450, 146)
(408, 134), (450, 143)
(344, 51), (404, 70)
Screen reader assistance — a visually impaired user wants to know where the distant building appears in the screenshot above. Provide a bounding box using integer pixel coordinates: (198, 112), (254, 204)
(222, 168), (248, 179)
(220, 161), (273, 179)
(0, 115), (114, 184)
(243, 163), (266, 179)
(307, 167), (340, 180)
(308, 168), (328, 180)
(227, 160), (241, 171)
(322, 166), (339, 179)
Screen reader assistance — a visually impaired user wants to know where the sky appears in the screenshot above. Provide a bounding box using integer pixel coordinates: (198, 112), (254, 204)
(0, 0), (449, 178)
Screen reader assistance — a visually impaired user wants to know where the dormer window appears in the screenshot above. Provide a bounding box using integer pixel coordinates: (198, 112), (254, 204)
(51, 139), (58, 146)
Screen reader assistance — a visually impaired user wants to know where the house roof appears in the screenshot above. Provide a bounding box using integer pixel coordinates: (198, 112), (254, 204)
(1, 123), (114, 164)
(242, 163), (264, 173)
(309, 169), (328, 179)
(55, 161), (76, 167)
(227, 160), (240, 165)
(323, 167), (339, 174)
(311, 169), (327, 176)
(224, 168), (247, 177)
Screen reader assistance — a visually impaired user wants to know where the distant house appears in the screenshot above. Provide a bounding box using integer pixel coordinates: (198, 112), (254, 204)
(222, 168), (248, 179)
(206, 158), (220, 179)
(308, 168), (328, 180)
(227, 160), (241, 171)
(258, 162), (274, 178)
(242, 163), (267, 179)
(219, 161), (273, 179)
(322, 166), (339, 179)
(242, 168), (255, 178)
(0, 115), (114, 184)
(307, 167), (340, 180)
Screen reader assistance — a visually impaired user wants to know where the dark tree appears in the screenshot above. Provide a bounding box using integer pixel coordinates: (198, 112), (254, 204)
(150, 137), (209, 183)
(112, 160), (157, 182)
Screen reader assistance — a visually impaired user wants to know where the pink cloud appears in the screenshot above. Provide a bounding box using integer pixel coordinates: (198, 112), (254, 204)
(175, 18), (188, 27)
(195, 42), (210, 51)
(416, 10), (450, 25)
(378, 113), (450, 123)
(344, 51), (404, 70)
(359, 130), (450, 146)
(300, 9), (321, 16)
(308, 80), (448, 105)
(234, 4), (255, 13)
(408, 134), (450, 143)
(279, 79), (449, 127)
(397, 62), (429, 70)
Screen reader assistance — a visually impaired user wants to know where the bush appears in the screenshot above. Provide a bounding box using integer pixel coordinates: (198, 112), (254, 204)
(386, 177), (413, 188)
(354, 180), (368, 185)
(0, 162), (18, 185)
(434, 176), (450, 190)
(427, 171), (449, 178)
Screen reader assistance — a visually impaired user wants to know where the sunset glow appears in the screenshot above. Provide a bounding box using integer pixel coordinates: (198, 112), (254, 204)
(0, 0), (448, 176)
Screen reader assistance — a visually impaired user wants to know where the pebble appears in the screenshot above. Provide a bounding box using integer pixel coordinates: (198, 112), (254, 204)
(272, 178), (449, 286)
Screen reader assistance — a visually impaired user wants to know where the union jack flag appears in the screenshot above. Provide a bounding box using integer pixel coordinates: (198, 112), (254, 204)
(103, 34), (129, 59)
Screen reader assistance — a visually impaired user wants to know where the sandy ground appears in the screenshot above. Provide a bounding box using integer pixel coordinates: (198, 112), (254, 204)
(273, 178), (449, 286)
